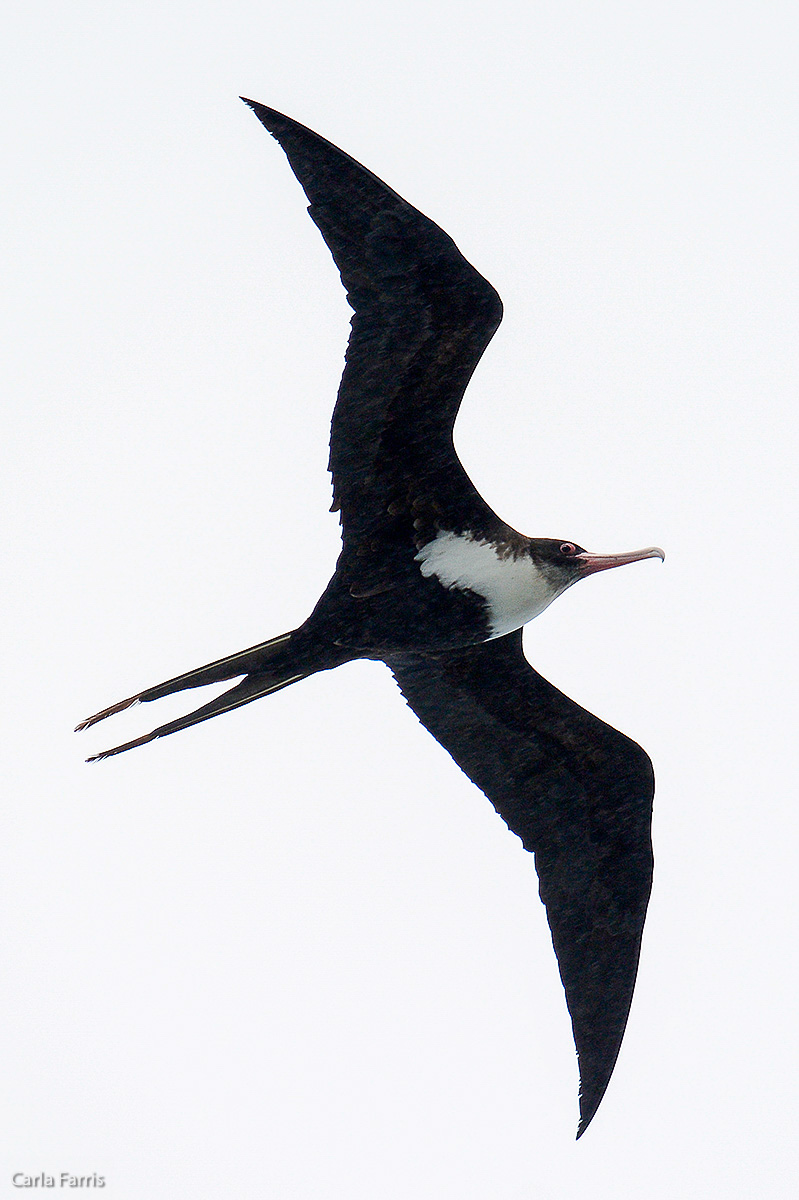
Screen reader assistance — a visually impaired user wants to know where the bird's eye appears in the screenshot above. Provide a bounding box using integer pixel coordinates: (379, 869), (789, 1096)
(560, 542), (577, 556)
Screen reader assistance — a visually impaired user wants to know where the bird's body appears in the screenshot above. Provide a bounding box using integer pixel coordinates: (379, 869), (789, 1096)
(415, 530), (562, 637)
(78, 101), (663, 1136)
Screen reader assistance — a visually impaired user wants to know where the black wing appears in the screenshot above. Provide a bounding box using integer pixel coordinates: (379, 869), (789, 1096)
(388, 630), (654, 1137)
(243, 101), (506, 595)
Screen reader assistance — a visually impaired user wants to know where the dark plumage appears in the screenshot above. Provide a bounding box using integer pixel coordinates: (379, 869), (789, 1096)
(389, 631), (654, 1134)
(78, 101), (663, 1136)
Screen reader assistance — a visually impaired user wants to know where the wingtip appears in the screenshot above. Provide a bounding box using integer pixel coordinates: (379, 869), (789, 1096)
(575, 1071), (612, 1139)
(575, 1104), (597, 1140)
(573, 1108), (590, 1137)
(240, 98), (302, 143)
(240, 96), (275, 119)
(240, 97), (283, 139)
(241, 96), (276, 122)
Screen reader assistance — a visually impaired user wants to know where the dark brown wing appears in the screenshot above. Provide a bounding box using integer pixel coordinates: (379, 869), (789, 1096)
(387, 630), (654, 1137)
(242, 101), (505, 594)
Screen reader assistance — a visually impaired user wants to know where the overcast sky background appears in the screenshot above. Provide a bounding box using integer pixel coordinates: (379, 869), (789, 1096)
(2, 1), (798, 1196)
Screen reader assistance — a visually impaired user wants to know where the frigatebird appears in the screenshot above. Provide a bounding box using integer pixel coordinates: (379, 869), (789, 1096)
(78, 100), (663, 1136)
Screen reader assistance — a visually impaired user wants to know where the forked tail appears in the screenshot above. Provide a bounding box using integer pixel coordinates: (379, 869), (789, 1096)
(76, 630), (314, 760)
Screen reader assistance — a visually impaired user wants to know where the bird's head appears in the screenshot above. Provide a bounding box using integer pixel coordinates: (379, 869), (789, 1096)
(531, 539), (665, 597)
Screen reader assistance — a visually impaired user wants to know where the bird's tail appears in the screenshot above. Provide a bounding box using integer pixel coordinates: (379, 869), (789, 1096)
(76, 630), (325, 761)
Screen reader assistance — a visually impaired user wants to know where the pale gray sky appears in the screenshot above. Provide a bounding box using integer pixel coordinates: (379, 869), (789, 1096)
(3, 1), (797, 1196)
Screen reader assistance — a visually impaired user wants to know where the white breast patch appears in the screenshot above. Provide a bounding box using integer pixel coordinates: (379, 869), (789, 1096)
(414, 530), (557, 638)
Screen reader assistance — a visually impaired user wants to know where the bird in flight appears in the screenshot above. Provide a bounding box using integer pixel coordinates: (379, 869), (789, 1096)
(78, 100), (663, 1136)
